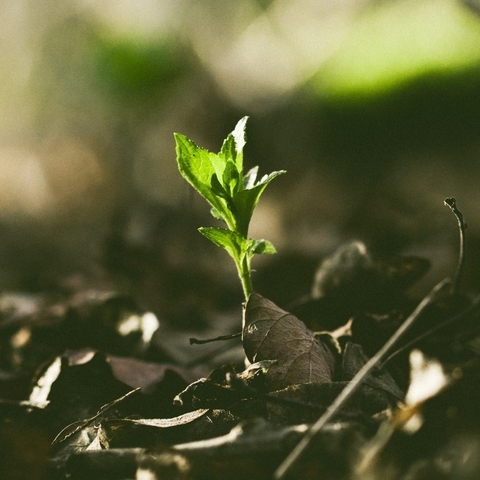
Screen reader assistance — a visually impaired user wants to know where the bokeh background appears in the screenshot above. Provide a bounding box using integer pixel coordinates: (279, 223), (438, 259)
(1, 0), (480, 316)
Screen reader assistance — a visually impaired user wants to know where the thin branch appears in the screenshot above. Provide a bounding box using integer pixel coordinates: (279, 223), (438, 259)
(184, 338), (243, 369)
(274, 277), (451, 480)
(52, 388), (141, 446)
(444, 197), (467, 294)
(189, 332), (241, 345)
(380, 294), (480, 368)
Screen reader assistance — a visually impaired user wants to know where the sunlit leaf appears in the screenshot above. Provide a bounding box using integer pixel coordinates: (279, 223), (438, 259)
(198, 227), (245, 265)
(174, 133), (234, 227)
(247, 239), (277, 255)
(234, 170), (286, 236)
(219, 116), (248, 173)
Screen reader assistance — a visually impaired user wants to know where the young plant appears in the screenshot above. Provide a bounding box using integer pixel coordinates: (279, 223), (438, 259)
(174, 117), (285, 300)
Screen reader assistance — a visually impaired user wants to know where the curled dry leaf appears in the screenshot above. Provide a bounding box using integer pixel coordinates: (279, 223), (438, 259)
(311, 241), (430, 301)
(243, 293), (335, 391)
(174, 361), (273, 409)
(311, 241), (373, 300)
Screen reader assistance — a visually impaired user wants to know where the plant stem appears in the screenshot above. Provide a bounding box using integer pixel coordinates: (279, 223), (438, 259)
(237, 256), (253, 300)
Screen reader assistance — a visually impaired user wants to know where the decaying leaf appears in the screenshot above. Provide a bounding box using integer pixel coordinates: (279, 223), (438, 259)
(243, 293), (335, 391)
(106, 355), (195, 394)
(173, 361), (273, 409)
(342, 342), (404, 403)
(94, 409), (211, 449)
(26, 348), (198, 445)
(312, 241), (373, 300)
(311, 241), (430, 301)
(100, 409), (238, 449)
(0, 286), (163, 381)
(137, 417), (364, 480)
(121, 409), (210, 428)
(266, 382), (350, 425)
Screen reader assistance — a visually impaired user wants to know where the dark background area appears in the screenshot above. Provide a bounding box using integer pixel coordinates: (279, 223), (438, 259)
(1, 0), (480, 319)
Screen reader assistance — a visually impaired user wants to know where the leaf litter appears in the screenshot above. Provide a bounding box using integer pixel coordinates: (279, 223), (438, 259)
(3, 254), (476, 480)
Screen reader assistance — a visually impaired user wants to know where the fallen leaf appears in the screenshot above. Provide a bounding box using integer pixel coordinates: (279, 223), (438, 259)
(243, 293), (335, 391)
(342, 342), (404, 402)
(173, 361), (273, 409)
(311, 241), (430, 301)
(100, 409), (238, 448)
(311, 241), (373, 300)
(126, 409), (210, 428)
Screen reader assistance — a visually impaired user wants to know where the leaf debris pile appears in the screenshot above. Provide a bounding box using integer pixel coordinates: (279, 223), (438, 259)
(1, 231), (480, 479)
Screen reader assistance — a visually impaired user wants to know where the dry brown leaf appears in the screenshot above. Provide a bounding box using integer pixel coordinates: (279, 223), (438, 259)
(243, 293), (335, 391)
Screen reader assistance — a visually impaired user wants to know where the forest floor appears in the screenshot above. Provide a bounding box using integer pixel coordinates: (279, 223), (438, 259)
(1, 201), (480, 480)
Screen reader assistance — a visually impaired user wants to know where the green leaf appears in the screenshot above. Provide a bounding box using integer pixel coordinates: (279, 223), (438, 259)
(212, 117), (247, 192)
(210, 206), (225, 221)
(174, 133), (235, 228)
(220, 116), (248, 173)
(247, 239), (277, 255)
(217, 117), (248, 195)
(220, 133), (237, 167)
(175, 117), (285, 300)
(223, 159), (241, 194)
(198, 227), (246, 264)
(208, 153), (228, 190)
(175, 133), (214, 192)
(234, 169), (286, 236)
(243, 166), (258, 189)
(232, 116), (248, 154)
(210, 174), (230, 201)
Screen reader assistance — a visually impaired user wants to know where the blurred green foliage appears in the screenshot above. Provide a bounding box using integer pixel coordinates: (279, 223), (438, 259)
(2, 0), (480, 293)
(312, 0), (480, 102)
(92, 36), (186, 102)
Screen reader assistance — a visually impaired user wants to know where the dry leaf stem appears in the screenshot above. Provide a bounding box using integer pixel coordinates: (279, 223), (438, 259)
(444, 197), (466, 294)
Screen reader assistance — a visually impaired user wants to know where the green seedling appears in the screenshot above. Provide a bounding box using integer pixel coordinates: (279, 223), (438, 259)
(174, 117), (285, 300)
